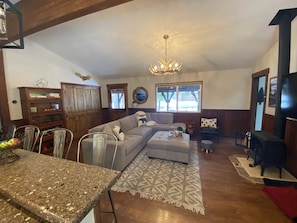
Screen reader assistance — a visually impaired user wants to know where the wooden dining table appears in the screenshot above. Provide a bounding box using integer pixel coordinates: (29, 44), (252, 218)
(0, 149), (121, 223)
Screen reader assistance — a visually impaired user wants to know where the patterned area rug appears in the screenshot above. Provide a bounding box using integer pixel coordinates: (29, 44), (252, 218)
(112, 141), (205, 215)
(229, 154), (297, 184)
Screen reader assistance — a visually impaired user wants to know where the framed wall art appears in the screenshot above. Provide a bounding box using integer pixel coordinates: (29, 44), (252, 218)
(268, 77), (277, 107)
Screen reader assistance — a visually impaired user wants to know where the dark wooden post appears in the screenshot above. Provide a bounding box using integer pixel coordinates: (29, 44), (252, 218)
(269, 8), (297, 139)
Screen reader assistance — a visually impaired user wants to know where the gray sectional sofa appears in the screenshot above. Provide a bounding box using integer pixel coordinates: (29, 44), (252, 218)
(84, 112), (186, 171)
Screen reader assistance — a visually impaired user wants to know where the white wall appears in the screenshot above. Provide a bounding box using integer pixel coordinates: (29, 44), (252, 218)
(98, 68), (252, 110)
(3, 39), (253, 121)
(290, 18), (297, 73)
(3, 38), (99, 120)
(253, 17), (297, 116)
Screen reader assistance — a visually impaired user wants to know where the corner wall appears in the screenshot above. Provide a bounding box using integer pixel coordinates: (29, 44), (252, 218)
(3, 38), (99, 121)
(253, 17), (297, 116)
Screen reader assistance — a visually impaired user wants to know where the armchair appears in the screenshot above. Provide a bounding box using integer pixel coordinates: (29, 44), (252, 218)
(200, 117), (219, 143)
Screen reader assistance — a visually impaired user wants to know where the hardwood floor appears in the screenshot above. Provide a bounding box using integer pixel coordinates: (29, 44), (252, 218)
(67, 137), (292, 223)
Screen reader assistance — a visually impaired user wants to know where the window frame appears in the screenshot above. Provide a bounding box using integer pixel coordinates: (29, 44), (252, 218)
(155, 81), (202, 113)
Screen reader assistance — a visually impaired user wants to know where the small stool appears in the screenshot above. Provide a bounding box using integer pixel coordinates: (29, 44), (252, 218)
(201, 140), (213, 153)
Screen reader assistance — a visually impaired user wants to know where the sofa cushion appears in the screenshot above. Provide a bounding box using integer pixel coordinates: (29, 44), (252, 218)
(150, 124), (178, 132)
(107, 120), (121, 130)
(127, 126), (153, 139)
(147, 112), (173, 124)
(102, 124), (113, 134)
(103, 124), (115, 139)
(119, 115), (137, 132)
(88, 124), (105, 133)
(146, 120), (157, 126)
(123, 134), (143, 156)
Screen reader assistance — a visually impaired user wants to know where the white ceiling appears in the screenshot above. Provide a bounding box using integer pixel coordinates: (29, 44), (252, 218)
(26, 0), (297, 79)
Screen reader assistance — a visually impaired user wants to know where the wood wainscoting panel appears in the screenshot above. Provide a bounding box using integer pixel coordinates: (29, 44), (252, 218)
(262, 113), (275, 133)
(201, 109), (250, 137)
(0, 51), (10, 127)
(126, 109), (250, 138)
(284, 118), (297, 178)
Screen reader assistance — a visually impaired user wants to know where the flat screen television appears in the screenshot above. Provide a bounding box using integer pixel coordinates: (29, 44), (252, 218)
(281, 72), (297, 119)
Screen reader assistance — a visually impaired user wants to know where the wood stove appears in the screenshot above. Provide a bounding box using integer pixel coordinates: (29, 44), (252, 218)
(247, 130), (286, 178)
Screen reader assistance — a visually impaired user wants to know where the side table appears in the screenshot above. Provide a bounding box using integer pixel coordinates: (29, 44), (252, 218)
(201, 140), (213, 153)
(186, 122), (196, 138)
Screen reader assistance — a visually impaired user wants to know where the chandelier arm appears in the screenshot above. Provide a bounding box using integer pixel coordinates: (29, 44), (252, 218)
(150, 34), (181, 76)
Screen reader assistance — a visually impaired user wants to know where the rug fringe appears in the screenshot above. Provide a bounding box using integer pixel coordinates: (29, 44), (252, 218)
(112, 187), (205, 215)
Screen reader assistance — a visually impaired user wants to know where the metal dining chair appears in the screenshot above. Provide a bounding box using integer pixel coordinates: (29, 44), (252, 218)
(38, 128), (74, 159)
(13, 125), (40, 151)
(77, 132), (118, 223)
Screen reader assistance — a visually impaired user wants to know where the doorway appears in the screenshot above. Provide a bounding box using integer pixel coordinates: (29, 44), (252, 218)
(250, 68), (269, 131)
(107, 83), (128, 121)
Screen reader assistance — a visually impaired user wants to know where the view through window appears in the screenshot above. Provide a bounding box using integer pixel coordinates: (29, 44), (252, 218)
(156, 82), (202, 112)
(111, 89), (125, 109)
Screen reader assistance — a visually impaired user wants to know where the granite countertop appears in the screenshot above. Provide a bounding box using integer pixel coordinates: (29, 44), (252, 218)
(0, 149), (121, 223)
(0, 193), (45, 223)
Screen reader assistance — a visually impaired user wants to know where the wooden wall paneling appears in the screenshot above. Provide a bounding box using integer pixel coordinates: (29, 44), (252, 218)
(74, 87), (84, 111)
(0, 51), (11, 129)
(127, 109), (250, 138)
(91, 87), (101, 111)
(173, 112), (200, 137)
(61, 83), (101, 138)
(201, 109), (224, 136)
(284, 118), (297, 178)
(262, 114), (275, 133)
(197, 109), (250, 137)
(223, 110), (250, 137)
(101, 108), (110, 124)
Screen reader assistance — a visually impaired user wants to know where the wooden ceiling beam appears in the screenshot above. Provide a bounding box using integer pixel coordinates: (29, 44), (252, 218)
(7, 0), (133, 41)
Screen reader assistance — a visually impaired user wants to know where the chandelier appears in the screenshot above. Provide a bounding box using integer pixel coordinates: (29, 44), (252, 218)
(149, 34), (182, 76)
(0, 0), (24, 49)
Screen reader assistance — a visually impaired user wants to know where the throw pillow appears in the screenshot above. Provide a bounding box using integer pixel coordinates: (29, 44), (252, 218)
(146, 120), (157, 126)
(137, 115), (147, 127)
(103, 124), (115, 139)
(201, 118), (217, 128)
(135, 111), (146, 116)
(112, 125), (125, 141)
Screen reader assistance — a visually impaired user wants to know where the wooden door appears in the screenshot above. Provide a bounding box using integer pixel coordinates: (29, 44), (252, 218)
(107, 83), (128, 121)
(61, 83), (102, 138)
(250, 69), (269, 131)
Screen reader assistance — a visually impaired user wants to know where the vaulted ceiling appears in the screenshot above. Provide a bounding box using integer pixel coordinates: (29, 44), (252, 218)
(13, 1), (297, 78)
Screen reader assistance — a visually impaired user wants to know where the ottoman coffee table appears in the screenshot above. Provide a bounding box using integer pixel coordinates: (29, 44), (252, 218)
(147, 131), (190, 164)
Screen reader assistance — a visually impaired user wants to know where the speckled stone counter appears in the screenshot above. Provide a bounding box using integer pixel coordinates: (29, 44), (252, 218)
(0, 193), (45, 223)
(0, 149), (120, 223)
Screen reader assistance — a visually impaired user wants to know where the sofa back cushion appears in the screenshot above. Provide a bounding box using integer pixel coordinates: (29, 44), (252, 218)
(119, 115), (138, 133)
(107, 120), (121, 130)
(147, 112), (173, 124)
(88, 124), (105, 133)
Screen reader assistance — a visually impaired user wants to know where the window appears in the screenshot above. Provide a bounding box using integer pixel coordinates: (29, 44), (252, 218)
(156, 82), (202, 112)
(111, 89), (125, 109)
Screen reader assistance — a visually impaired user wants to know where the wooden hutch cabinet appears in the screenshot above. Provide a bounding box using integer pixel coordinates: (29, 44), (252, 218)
(18, 87), (64, 131)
